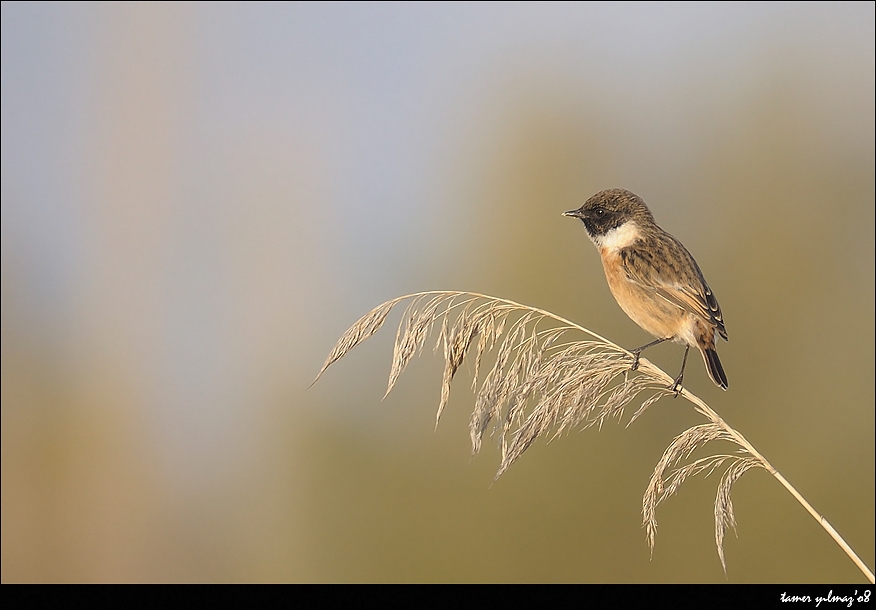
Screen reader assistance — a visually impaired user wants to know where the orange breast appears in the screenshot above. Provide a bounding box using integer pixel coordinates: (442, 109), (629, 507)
(599, 248), (691, 342)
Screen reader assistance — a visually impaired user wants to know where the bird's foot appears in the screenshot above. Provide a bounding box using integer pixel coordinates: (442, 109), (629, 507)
(629, 338), (670, 373)
(668, 374), (684, 397)
(630, 351), (642, 372)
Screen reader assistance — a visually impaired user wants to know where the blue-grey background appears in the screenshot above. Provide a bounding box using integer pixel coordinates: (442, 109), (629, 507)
(2, 2), (873, 582)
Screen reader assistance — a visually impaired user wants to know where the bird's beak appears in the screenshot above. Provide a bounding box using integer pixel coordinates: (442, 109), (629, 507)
(563, 208), (584, 218)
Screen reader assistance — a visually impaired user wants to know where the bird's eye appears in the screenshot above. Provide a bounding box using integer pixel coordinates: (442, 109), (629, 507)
(595, 207), (605, 217)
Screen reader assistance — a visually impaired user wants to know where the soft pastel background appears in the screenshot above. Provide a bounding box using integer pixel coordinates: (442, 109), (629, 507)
(2, 2), (873, 583)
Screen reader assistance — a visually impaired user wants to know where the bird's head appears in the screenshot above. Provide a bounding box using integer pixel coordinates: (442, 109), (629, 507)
(563, 188), (655, 241)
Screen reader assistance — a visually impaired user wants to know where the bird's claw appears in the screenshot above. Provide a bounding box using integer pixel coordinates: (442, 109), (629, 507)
(630, 351), (642, 372)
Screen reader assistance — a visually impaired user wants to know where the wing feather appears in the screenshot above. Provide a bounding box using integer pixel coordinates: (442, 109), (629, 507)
(619, 234), (727, 340)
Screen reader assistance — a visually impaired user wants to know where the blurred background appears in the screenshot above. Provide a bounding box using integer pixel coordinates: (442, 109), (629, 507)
(2, 2), (873, 583)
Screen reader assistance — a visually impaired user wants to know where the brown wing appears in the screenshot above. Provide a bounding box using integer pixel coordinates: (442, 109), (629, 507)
(619, 233), (727, 340)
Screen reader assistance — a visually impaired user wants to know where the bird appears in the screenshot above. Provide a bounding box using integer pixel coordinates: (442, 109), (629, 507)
(564, 188), (728, 392)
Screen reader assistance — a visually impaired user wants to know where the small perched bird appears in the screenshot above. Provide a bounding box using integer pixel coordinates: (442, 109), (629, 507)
(564, 188), (728, 391)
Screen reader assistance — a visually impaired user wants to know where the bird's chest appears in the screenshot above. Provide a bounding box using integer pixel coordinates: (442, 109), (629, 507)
(598, 247), (687, 340)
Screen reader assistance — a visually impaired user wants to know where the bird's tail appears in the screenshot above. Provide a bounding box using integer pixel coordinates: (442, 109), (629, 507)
(701, 347), (728, 390)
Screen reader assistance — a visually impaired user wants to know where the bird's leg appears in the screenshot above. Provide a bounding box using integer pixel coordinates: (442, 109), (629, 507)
(630, 337), (670, 371)
(669, 345), (690, 396)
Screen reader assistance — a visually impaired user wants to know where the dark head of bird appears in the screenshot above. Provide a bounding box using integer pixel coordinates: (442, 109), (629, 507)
(563, 188), (655, 240)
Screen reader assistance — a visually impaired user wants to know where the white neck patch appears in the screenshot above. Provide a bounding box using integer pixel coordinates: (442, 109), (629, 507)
(592, 221), (641, 251)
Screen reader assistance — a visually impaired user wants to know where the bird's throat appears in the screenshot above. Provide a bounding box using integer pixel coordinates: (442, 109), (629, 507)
(592, 221), (642, 252)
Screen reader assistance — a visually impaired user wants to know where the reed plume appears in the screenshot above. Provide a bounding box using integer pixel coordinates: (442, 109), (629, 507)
(314, 290), (874, 582)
